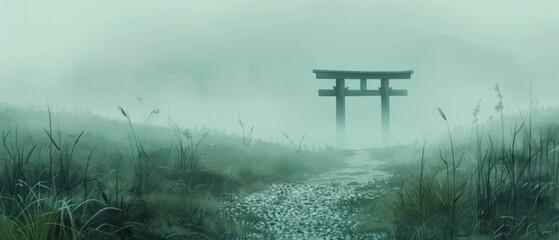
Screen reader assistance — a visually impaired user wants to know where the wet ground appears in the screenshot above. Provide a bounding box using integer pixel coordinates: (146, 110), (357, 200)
(218, 150), (393, 239)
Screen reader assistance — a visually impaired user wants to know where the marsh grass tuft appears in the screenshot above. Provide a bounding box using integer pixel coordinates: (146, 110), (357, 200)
(282, 131), (306, 153)
(237, 113), (254, 147)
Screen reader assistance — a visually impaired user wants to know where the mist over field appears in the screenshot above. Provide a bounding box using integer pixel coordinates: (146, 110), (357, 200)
(3, 2), (559, 239)
(1, 0), (558, 148)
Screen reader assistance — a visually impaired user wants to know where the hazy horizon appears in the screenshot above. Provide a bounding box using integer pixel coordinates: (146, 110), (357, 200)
(1, 1), (558, 148)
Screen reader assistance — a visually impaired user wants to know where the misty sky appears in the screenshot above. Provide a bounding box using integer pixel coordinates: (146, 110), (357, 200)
(1, 1), (558, 148)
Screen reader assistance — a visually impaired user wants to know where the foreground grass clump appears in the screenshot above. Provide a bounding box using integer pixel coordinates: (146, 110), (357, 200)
(365, 100), (559, 239)
(0, 181), (120, 240)
(0, 103), (344, 239)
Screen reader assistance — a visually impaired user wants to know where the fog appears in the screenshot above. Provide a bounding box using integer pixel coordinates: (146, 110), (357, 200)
(1, 0), (558, 148)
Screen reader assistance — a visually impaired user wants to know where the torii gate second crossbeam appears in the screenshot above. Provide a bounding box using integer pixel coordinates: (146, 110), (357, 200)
(314, 69), (413, 148)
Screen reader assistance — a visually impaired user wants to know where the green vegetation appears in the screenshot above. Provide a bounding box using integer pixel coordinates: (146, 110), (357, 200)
(0, 103), (344, 239)
(361, 86), (559, 239)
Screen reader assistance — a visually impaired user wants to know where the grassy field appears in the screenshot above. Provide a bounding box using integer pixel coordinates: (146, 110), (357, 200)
(359, 91), (559, 239)
(4, 87), (558, 240)
(0, 103), (346, 239)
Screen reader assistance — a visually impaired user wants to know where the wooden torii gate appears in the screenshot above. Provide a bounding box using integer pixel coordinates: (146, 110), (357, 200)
(314, 69), (413, 147)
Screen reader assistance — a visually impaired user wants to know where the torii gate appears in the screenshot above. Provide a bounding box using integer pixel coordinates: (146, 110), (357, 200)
(314, 69), (413, 147)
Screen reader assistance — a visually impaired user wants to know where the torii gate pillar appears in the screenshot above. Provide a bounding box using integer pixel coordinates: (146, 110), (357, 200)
(335, 78), (346, 147)
(314, 69), (413, 148)
(380, 78), (390, 143)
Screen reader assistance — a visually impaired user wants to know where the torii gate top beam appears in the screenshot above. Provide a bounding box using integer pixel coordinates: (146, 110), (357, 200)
(313, 69), (413, 80)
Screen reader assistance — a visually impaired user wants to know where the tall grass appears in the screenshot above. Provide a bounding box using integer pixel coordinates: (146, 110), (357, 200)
(0, 103), (345, 239)
(376, 87), (559, 239)
(237, 113), (254, 147)
(282, 131), (305, 153)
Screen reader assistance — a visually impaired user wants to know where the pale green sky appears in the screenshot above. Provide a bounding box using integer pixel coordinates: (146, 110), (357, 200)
(1, 1), (558, 147)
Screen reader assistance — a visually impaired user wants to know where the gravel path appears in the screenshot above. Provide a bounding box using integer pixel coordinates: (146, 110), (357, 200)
(218, 150), (392, 240)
